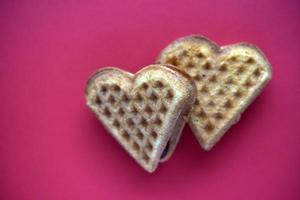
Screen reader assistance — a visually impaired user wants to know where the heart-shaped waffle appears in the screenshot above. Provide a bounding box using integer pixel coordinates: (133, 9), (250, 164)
(157, 35), (272, 150)
(85, 64), (196, 172)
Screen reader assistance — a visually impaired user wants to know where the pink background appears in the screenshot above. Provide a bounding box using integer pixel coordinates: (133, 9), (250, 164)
(1, 0), (300, 199)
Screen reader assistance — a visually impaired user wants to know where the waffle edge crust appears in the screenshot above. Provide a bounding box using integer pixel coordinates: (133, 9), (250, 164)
(85, 64), (196, 172)
(157, 35), (272, 151)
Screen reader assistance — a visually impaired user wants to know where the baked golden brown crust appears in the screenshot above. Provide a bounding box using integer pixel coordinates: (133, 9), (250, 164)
(85, 64), (196, 172)
(157, 35), (272, 150)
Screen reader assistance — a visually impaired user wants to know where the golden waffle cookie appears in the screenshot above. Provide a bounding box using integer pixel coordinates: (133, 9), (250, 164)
(157, 35), (272, 150)
(85, 64), (196, 172)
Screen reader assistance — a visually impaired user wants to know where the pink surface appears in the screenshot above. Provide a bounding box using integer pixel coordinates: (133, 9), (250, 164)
(1, 0), (300, 199)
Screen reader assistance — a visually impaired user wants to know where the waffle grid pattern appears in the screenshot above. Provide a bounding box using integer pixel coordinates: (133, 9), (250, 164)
(163, 47), (267, 140)
(93, 81), (174, 164)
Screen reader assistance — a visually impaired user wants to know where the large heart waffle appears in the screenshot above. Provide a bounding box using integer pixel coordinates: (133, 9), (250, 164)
(157, 35), (272, 150)
(85, 64), (196, 172)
